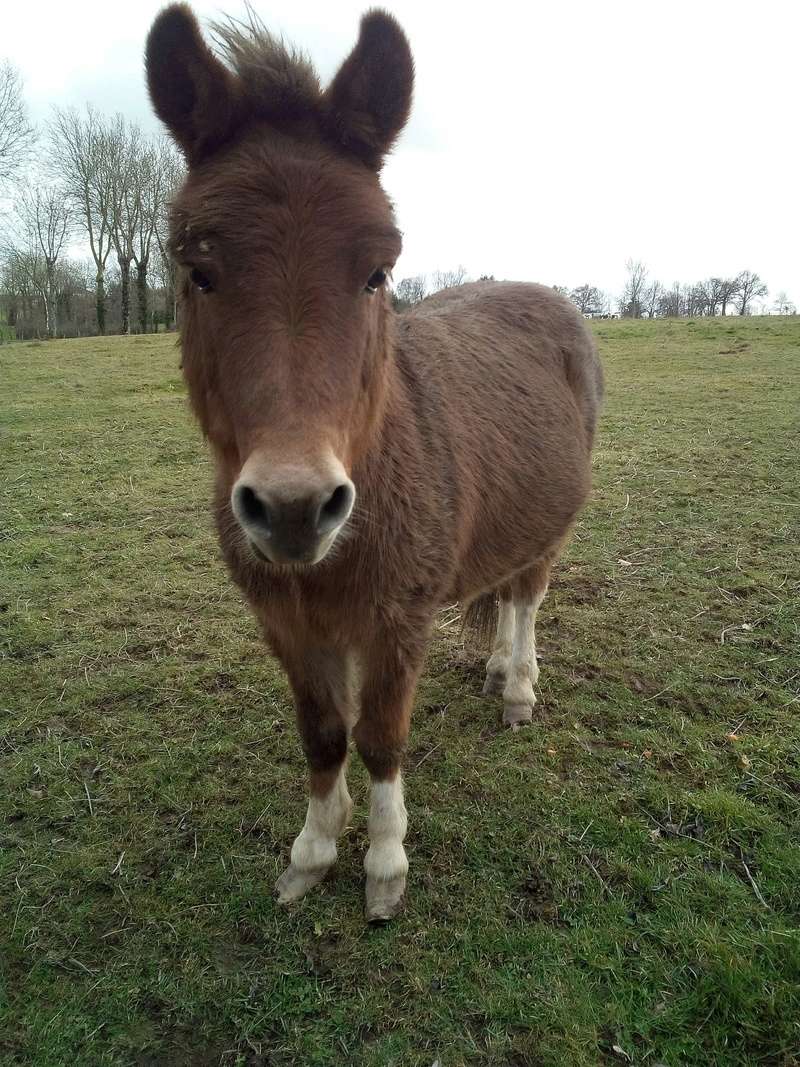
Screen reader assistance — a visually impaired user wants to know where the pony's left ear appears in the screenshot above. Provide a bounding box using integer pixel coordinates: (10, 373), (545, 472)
(322, 10), (414, 170)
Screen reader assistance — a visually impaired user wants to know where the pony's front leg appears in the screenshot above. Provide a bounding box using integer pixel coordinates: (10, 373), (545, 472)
(276, 648), (355, 904)
(353, 635), (426, 922)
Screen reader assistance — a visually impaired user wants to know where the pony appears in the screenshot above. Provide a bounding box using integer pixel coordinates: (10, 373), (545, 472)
(145, 4), (603, 921)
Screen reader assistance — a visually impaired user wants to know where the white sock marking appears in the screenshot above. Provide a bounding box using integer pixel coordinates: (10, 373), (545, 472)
(364, 776), (408, 883)
(290, 768), (351, 874)
(486, 598), (515, 683)
(503, 587), (547, 707)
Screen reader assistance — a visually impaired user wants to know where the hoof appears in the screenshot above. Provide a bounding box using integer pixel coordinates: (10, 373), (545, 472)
(365, 875), (406, 924)
(482, 672), (506, 697)
(275, 863), (329, 904)
(503, 702), (534, 729)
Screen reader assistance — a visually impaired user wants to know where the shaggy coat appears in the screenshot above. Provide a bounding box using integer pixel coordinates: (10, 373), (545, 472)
(146, 3), (603, 920)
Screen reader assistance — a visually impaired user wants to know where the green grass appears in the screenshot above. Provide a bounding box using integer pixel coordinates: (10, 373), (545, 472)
(1, 317), (799, 1066)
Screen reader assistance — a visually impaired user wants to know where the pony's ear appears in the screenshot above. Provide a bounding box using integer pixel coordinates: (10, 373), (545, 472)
(146, 3), (242, 165)
(322, 10), (413, 170)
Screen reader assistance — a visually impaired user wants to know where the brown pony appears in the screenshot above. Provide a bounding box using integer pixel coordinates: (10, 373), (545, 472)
(145, 4), (603, 921)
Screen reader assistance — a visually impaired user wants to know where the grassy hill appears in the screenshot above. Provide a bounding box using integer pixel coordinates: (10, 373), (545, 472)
(1, 317), (799, 1065)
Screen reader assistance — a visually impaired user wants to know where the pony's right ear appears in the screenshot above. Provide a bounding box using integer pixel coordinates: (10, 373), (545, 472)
(146, 3), (242, 165)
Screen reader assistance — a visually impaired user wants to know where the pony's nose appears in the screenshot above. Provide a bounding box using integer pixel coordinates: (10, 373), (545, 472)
(231, 477), (355, 564)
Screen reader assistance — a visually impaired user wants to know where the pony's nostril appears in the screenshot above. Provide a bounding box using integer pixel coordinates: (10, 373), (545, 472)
(317, 482), (354, 534)
(235, 484), (272, 533)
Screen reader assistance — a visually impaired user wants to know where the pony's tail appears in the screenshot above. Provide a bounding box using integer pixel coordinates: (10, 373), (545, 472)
(460, 591), (498, 647)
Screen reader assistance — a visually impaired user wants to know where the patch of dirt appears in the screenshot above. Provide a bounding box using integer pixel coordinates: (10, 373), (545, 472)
(235, 917), (263, 945)
(652, 811), (706, 841)
(135, 1035), (230, 1067)
(201, 670), (237, 692)
(421, 700), (451, 718)
(302, 932), (342, 979)
(774, 771), (800, 796)
(724, 581), (759, 598)
(502, 1054), (547, 1067)
(574, 663), (603, 681)
(623, 671), (660, 696)
(557, 573), (611, 605)
(598, 1029), (638, 1063)
(211, 940), (260, 977)
(512, 869), (568, 926)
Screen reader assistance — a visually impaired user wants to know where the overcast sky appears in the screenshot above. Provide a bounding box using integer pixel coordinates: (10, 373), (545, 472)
(6, 0), (798, 306)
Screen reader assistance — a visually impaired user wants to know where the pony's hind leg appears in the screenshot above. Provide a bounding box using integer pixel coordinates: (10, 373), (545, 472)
(482, 584), (514, 696)
(502, 562), (551, 728)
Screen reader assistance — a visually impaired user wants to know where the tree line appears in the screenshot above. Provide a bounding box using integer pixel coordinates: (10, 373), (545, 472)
(607, 259), (791, 319)
(393, 262), (792, 319)
(1, 61), (183, 341)
(0, 60), (795, 341)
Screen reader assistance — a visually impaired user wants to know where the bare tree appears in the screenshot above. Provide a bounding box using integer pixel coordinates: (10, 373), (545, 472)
(772, 291), (796, 315)
(151, 140), (183, 330)
(0, 252), (30, 336)
(620, 259), (647, 318)
(430, 265), (469, 293)
(717, 276), (740, 316)
(148, 249), (175, 330)
(735, 271), (768, 316)
(48, 106), (115, 333)
(132, 143), (157, 333)
(658, 282), (684, 318)
(698, 276), (727, 316)
(393, 275), (427, 309)
(570, 284), (607, 315)
(2, 248), (48, 335)
(54, 257), (94, 335)
(0, 60), (35, 189)
(134, 138), (181, 332)
(683, 283), (705, 317)
(13, 185), (72, 336)
(106, 116), (146, 335)
(642, 280), (664, 319)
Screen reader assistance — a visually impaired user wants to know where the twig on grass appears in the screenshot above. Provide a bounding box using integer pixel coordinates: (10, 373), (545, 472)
(635, 803), (710, 847)
(720, 618), (763, 644)
(413, 740), (444, 771)
(83, 781), (94, 817)
(740, 857), (768, 908)
(581, 853), (610, 895)
(743, 772), (800, 811)
(68, 957), (97, 976)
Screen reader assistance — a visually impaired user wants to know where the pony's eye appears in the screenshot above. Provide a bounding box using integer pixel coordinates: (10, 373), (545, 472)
(365, 268), (387, 294)
(190, 268), (213, 293)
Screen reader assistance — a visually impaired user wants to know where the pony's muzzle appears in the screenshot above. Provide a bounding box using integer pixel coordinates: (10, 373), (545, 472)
(231, 465), (355, 566)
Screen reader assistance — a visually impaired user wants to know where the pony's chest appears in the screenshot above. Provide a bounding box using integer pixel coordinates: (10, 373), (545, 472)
(240, 558), (379, 645)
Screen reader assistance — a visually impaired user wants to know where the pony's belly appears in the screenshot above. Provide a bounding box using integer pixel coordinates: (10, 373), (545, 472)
(453, 476), (588, 600)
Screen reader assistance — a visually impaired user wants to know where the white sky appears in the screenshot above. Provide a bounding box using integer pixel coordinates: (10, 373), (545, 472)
(5, 0), (798, 305)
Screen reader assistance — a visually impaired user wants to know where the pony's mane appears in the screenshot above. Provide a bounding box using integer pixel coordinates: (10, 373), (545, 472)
(211, 8), (321, 119)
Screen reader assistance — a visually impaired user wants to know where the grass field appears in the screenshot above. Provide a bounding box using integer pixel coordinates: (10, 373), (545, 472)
(2, 316), (799, 1066)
